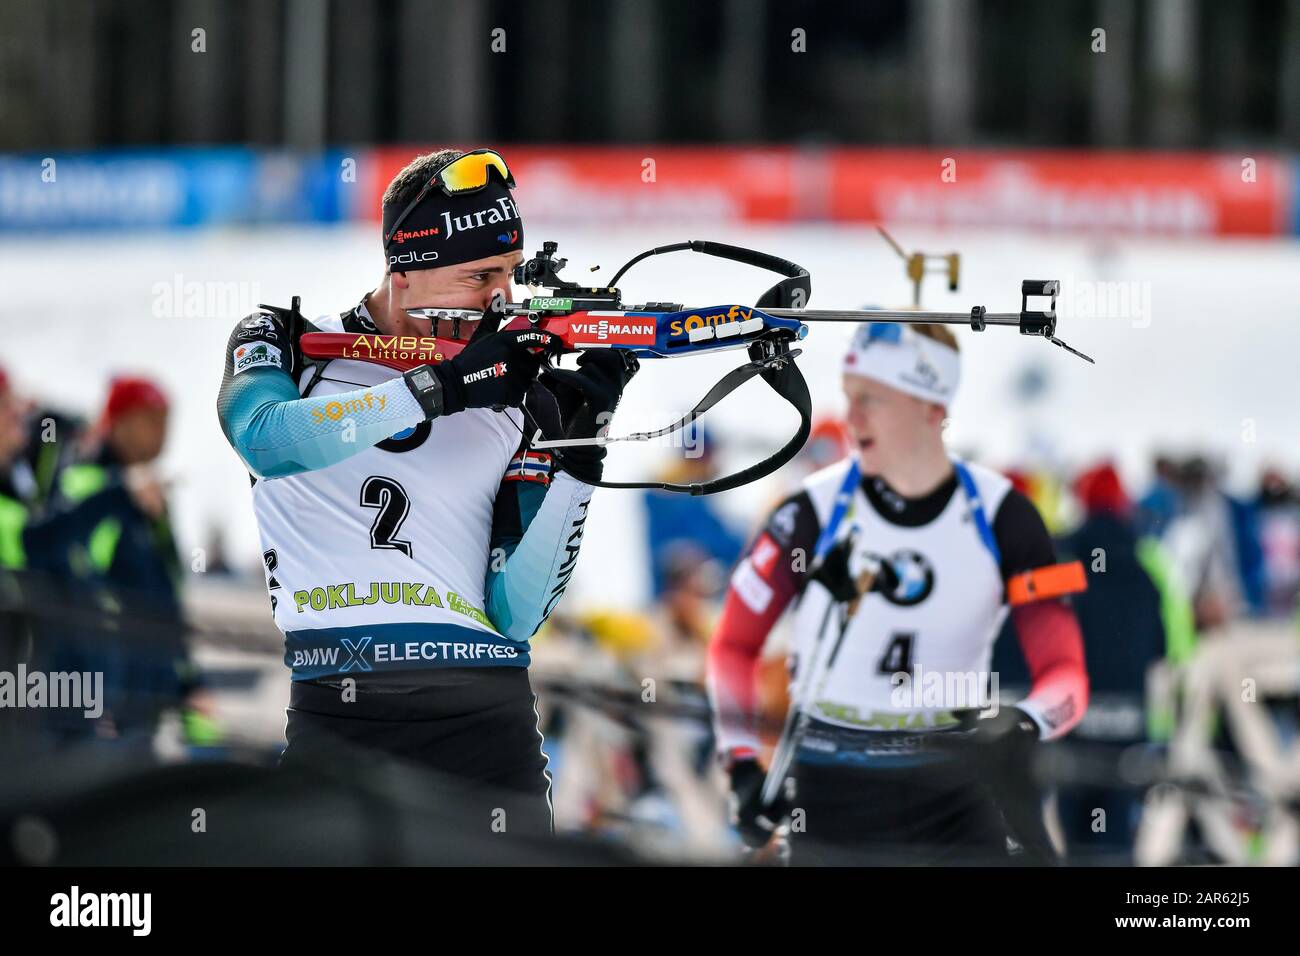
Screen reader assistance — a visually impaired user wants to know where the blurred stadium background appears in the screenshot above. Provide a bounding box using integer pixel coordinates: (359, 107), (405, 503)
(1, 0), (1298, 865)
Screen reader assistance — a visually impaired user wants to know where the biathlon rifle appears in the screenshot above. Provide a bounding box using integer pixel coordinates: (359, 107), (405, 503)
(299, 239), (1093, 495)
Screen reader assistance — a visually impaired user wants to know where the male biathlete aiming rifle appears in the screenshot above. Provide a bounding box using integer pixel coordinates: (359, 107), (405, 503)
(217, 148), (635, 837)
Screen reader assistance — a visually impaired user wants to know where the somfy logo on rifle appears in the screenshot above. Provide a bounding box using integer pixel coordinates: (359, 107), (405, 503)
(463, 362), (507, 384)
(668, 304), (754, 337)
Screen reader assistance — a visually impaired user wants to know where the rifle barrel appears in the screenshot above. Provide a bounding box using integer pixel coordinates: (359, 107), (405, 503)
(765, 308), (1023, 327)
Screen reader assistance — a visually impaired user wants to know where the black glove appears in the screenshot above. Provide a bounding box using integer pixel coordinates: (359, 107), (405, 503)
(972, 712), (1040, 770)
(727, 757), (791, 849)
(928, 706), (1039, 766)
(929, 707), (1057, 863)
(540, 349), (639, 483)
(972, 705), (1039, 747)
(808, 535), (900, 604)
(405, 326), (560, 418)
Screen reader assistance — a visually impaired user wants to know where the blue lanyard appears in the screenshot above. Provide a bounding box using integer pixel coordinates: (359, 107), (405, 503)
(812, 458), (1001, 567)
(812, 460), (861, 562)
(952, 459), (1002, 566)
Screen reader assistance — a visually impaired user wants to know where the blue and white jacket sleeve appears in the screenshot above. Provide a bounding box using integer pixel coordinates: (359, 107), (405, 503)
(485, 446), (593, 643)
(216, 312), (426, 479)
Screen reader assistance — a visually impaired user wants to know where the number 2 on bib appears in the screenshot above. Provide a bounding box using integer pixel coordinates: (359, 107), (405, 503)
(359, 475), (414, 558)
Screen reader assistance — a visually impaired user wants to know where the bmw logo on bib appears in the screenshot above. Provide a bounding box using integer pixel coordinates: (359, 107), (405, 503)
(881, 550), (934, 607)
(378, 420), (432, 453)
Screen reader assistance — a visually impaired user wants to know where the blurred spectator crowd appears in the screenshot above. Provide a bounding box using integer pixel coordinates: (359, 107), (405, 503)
(0, 366), (214, 757)
(2, 364), (1298, 862)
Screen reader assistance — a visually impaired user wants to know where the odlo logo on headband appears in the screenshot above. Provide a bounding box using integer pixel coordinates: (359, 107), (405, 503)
(389, 250), (439, 267)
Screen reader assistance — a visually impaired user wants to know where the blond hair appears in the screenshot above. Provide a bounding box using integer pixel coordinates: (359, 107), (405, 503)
(913, 323), (959, 352)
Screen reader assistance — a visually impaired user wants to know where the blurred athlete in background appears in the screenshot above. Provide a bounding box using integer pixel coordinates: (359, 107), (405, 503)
(708, 322), (1089, 863)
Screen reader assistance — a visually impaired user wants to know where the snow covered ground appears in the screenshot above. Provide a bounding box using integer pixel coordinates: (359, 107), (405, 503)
(3, 222), (1298, 610)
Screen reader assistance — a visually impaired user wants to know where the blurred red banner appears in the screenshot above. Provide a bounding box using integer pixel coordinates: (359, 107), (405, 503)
(361, 147), (1292, 236)
(364, 146), (812, 225)
(828, 150), (1290, 236)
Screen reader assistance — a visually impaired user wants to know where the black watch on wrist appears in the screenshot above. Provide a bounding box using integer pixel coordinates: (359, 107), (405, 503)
(403, 364), (445, 419)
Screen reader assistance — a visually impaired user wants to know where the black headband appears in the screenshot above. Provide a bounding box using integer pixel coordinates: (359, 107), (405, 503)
(382, 178), (524, 272)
